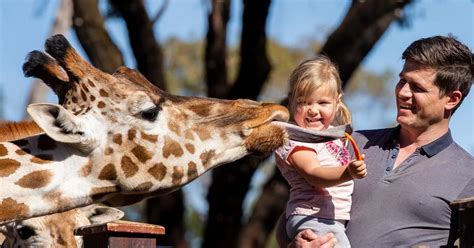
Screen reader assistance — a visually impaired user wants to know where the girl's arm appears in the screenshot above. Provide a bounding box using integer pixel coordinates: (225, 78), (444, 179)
(290, 149), (352, 188)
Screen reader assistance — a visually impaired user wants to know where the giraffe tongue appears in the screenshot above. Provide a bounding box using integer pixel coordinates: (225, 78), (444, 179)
(271, 121), (350, 143)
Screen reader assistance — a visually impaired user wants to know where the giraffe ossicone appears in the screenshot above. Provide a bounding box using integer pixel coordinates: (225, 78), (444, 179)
(0, 34), (289, 224)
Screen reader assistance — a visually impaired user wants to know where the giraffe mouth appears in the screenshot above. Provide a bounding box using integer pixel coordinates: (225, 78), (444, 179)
(246, 105), (289, 129)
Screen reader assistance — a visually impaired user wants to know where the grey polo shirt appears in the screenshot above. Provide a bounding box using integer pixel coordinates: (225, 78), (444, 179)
(346, 127), (474, 247)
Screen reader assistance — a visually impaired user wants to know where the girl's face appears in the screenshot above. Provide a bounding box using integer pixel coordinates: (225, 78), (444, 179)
(293, 87), (339, 131)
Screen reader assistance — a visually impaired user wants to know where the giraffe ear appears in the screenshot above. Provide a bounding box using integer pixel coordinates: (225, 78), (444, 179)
(80, 205), (124, 225)
(27, 103), (83, 144)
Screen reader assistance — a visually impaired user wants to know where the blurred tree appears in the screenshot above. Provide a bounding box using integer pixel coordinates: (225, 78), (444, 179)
(109, 0), (167, 89)
(320, 0), (412, 86)
(72, 0), (124, 73)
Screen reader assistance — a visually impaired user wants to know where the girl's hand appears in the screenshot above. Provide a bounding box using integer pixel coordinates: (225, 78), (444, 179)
(348, 155), (367, 179)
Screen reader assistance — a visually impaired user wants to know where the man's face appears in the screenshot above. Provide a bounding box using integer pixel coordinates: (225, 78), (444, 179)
(395, 60), (450, 132)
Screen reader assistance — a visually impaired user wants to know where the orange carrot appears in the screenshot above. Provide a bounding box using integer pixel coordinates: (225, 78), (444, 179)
(345, 132), (363, 161)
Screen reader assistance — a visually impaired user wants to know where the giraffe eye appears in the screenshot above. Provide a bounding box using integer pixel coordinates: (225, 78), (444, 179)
(140, 107), (160, 122)
(17, 226), (35, 240)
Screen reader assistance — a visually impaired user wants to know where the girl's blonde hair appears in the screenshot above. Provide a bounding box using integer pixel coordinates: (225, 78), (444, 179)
(287, 56), (351, 126)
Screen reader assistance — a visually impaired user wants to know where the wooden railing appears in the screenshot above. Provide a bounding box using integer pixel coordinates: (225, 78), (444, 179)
(75, 220), (165, 247)
(451, 197), (474, 248)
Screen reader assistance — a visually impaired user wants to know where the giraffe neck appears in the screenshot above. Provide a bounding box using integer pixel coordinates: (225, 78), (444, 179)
(0, 128), (244, 224)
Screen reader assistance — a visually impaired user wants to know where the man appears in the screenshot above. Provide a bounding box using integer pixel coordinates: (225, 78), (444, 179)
(278, 35), (473, 247)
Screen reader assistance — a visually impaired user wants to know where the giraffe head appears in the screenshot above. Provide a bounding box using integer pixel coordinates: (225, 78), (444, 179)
(21, 34), (289, 194)
(0, 205), (123, 248)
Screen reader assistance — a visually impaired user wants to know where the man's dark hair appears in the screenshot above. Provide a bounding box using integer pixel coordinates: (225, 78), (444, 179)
(402, 35), (473, 112)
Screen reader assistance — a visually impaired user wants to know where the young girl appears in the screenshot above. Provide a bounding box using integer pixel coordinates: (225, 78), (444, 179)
(275, 56), (367, 247)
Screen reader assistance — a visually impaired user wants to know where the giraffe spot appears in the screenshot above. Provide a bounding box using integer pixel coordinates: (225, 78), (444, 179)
(71, 96), (78, 103)
(15, 148), (30, 155)
(87, 79), (96, 88)
(163, 136), (184, 158)
(90, 95), (96, 102)
(105, 147), (114, 155)
(134, 182), (153, 192)
(187, 104), (211, 117)
(220, 131), (229, 141)
(80, 90), (87, 101)
(141, 132), (158, 143)
(12, 139), (28, 147)
(121, 155), (138, 178)
(99, 89), (109, 97)
(131, 145), (152, 163)
(0, 158), (21, 177)
(195, 128), (212, 141)
(0, 198), (29, 223)
(128, 129), (136, 141)
(80, 82), (90, 93)
(81, 160), (93, 177)
(83, 106), (92, 114)
(90, 186), (118, 195)
(43, 190), (70, 207)
(168, 120), (181, 136)
(30, 154), (53, 164)
(185, 144), (195, 154)
(98, 101), (106, 108)
(172, 166), (184, 186)
(74, 107), (85, 115)
(0, 144), (7, 157)
(113, 133), (122, 145)
(148, 163), (167, 181)
(15, 170), (52, 189)
(200, 150), (215, 169)
(37, 135), (57, 151)
(184, 130), (194, 141)
(98, 163), (117, 181)
(187, 161), (198, 180)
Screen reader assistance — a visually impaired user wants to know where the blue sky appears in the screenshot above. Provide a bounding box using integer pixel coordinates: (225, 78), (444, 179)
(0, 0), (473, 154)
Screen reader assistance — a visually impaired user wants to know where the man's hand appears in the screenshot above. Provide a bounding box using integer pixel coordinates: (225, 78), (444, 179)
(348, 154), (367, 179)
(288, 230), (336, 248)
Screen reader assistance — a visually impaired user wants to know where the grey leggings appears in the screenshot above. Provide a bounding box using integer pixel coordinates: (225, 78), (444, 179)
(287, 215), (351, 248)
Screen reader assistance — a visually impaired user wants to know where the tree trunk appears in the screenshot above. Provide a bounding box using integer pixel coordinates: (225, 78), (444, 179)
(227, 0), (271, 100)
(109, 0), (167, 90)
(145, 191), (188, 248)
(237, 168), (289, 248)
(320, 0), (413, 87)
(202, 1), (272, 247)
(72, 0), (124, 73)
(205, 0), (230, 98)
(203, 156), (267, 248)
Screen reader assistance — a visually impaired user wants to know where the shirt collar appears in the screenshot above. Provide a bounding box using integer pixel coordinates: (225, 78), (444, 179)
(384, 126), (453, 157)
(420, 129), (453, 157)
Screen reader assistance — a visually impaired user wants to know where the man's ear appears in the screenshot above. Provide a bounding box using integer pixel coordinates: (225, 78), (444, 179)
(27, 103), (83, 144)
(81, 205), (124, 225)
(445, 90), (462, 111)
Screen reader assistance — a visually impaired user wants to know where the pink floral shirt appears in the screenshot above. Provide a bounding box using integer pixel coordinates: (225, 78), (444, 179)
(275, 138), (353, 220)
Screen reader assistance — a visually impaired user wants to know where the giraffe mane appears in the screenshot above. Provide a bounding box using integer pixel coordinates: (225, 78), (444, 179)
(0, 121), (43, 142)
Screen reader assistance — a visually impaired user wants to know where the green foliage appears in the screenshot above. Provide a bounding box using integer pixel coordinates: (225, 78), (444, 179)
(161, 36), (395, 109)
(163, 37), (206, 96)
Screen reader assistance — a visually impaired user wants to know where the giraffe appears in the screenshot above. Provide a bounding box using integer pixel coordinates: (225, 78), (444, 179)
(0, 204), (124, 248)
(0, 34), (289, 224)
